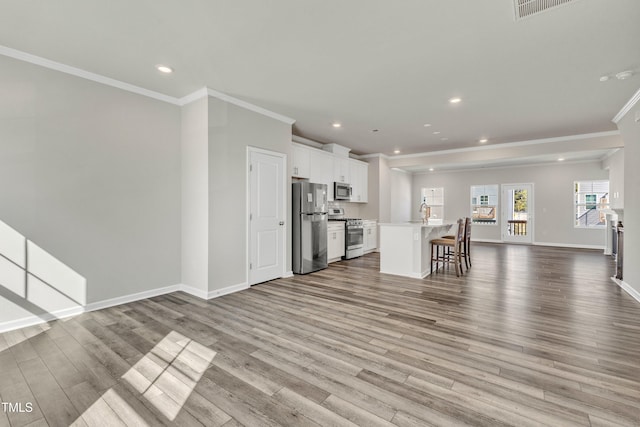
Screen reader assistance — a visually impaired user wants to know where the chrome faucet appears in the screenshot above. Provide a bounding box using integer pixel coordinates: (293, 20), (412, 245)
(419, 201), (430, 223)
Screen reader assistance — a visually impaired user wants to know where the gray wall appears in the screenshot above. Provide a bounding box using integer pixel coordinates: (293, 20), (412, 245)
(361, 155), (392, 223)
(412, 161), (608, 247)
(208, 97), (292, 291)
(181, 97), (209, 293)
(0, 56), (182, 311)
(390, 169), (412, 223)
(617, 110), (639, 294)
(360, 156), (381, 221)
(602, 149), (624, 210)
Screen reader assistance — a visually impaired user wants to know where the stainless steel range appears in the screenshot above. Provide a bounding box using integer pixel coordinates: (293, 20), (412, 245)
(328, 208), (364, 259)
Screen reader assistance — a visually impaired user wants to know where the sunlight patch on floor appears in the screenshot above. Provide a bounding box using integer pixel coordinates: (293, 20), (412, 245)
(121, 331), (216, 420)
(74, 389), (133, 427)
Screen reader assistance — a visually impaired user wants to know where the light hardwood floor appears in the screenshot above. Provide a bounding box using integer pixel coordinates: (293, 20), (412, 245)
(1, 243), (639, 426)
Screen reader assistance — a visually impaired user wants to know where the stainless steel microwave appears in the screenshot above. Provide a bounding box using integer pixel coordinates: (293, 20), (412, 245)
(334, 182), (352, 200)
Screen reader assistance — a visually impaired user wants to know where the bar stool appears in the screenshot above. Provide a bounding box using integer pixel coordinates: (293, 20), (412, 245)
(430, 219), (464, 277)
(443, 217), (472, 269)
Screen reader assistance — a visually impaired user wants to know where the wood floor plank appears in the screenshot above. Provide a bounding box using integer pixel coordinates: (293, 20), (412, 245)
(1, 244), (639, 426)
(0, 361), (45, 427)
(65, 382), (126, 427)
(18, 357), (79, 427)
(272, 387), (358, 427)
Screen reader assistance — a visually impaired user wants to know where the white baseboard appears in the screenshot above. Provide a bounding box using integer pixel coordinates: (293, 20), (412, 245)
(380, 269), (423, 279)
(471, 239), (603, 250)
(204, 282), (248, 299)
(84, 285), (181, 312)
(0, 306), (85, 334)
(282, 270), (294, 278)
(0, 281), (251, 334)
(533, 241), (604, 250)
(611, 277), (640, 304)
(179, 284), (208, 299)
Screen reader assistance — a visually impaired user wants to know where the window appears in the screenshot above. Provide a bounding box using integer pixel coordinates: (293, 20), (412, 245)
(574, 180), (609, 228)
(420, 187), (444, 220)
(470, 185), (498, 224)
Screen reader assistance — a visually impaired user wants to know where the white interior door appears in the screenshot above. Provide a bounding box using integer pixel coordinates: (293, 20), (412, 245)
(502, 183), (534, 244)
(249, 149), (285, 285)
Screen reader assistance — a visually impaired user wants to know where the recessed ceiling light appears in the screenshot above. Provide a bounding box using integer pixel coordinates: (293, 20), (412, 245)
(156, 65), (173, 74)
(449, 97), (462, 104)
(423, 123), (432, 127)
(332, 123), (342, 128)
(433, 131), (441, 135)
(479, 138), (488, 143)
(616, 70), (633, 80)
(429, 168), (435, 172)
(599, 75), (610, 82)
(394, 150), (400, 154)
(372, 129), (379, 132)
(558, 158), (565, 161)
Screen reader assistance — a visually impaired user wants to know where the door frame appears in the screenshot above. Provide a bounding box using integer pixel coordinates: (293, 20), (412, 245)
(501, 183), (534, 244)
(246, 146), (287, 286)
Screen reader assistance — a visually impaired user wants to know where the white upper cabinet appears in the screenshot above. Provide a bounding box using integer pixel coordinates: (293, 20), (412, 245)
(349, 159), (368, 203)
(291, 144), (310, 178)
(293, 142), (368, 203)
(333, 157), (351, 184)
(308, 149), (335, 201)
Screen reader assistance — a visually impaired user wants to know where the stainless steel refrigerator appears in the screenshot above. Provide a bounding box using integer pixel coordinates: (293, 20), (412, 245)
(293, 182), (328, 274)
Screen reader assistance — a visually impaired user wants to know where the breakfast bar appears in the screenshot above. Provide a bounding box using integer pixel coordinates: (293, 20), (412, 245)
(378, 221), (455, 278)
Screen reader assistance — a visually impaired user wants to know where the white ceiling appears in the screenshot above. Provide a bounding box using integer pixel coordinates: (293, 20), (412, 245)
(0, 0), (637, 164)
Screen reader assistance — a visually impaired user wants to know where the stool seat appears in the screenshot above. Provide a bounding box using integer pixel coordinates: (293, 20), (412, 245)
(442, 217), (472, 270)
(430, 219), (464, 277)
(430, 238), (456, 246)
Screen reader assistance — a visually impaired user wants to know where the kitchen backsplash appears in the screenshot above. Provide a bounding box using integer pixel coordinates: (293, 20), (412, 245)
(328, 201), (362, 218)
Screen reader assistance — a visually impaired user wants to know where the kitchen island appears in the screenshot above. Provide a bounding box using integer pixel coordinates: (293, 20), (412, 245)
(379, 221), (455, 278)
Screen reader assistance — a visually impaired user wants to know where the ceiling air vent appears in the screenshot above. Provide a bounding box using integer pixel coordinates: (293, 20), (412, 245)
(514, 0), (580, 20)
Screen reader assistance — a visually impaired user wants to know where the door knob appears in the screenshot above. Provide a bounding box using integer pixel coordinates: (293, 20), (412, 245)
(279, 221), (285, 226)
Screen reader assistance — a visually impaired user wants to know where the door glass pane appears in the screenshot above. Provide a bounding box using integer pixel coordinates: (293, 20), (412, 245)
(508, 188), (528, 236)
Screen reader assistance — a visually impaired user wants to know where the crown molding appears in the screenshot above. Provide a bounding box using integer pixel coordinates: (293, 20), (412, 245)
(1, 45), (295, 125)
(178, 88), (295, 125)
(177, 87), (209, 106)
(411, 157), (603, 175)
(206, 88), (295, 125)
(292, 135), (324, 148)
(0, 45), (181, 105)
(600, 148), (621, 162)
(389, 131), (620, 161)
(612, 88), (640, 124)
(358, 153), (390, 160)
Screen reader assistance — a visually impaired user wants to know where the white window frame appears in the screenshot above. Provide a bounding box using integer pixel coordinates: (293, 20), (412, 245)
(420, 187), (444, 220)
(470, 184), (499, 226)
(574, 180), (609, 229)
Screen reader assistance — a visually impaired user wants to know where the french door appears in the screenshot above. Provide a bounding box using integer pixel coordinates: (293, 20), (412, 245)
(502, 184), (534, 244)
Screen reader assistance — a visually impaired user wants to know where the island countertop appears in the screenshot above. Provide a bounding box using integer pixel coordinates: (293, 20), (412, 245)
(378, 221), (456, 228)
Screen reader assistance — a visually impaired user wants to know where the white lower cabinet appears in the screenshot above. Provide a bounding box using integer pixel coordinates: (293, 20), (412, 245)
(327, 223), (345, 262)
(363, 221), (377, 253)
